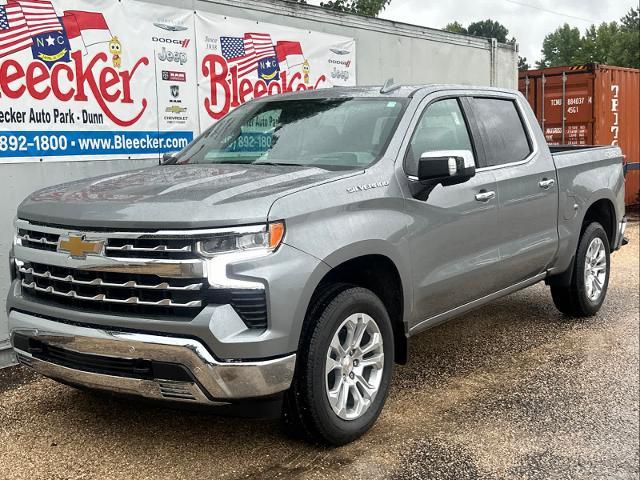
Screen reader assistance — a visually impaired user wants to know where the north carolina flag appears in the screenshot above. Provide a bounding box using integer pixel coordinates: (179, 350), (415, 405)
(275, 40), (304, 69)
(62, 10), (111, 47)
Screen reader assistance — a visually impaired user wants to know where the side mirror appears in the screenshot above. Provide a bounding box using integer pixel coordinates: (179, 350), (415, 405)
(416, 150), (476, 186)
(161, 152), (177, 165)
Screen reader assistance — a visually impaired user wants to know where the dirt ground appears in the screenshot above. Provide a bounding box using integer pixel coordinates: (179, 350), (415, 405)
(1, 223), (638, 480)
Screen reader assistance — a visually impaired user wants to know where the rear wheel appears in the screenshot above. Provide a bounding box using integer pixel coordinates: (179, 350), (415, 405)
(283, 286), (394, 445)
(551, 222), (610, 317)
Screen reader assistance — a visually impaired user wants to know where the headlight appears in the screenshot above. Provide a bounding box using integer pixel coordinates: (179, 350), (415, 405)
(195, 222), (285, 257)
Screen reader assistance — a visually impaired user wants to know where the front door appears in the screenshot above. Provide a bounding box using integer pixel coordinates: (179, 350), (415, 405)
(402, 97), (501, 327)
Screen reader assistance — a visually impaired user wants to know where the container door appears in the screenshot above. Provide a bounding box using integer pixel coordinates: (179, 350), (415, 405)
(536, 71), (595, 146)
(469, 96), (559, 288)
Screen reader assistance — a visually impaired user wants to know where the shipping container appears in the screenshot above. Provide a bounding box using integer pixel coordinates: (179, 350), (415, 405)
(519, 64), (640, 205)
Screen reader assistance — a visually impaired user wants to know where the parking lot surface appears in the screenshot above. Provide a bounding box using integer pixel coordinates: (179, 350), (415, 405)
(1, 222), (638, 480)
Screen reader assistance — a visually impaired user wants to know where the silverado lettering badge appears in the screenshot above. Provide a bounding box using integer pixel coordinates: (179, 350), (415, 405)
(58, 235), (105, 259)
(346, 181), (390, 194)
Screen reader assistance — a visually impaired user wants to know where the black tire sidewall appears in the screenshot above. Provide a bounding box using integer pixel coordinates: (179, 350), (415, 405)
(574, 223), (611, 315)
(306, 288), (394, 444)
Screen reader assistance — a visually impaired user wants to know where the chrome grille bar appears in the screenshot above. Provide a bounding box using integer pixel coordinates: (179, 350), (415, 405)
(18, 234), (58, 246)
(106, 244), (192, 253)
(19, 267), (203, 291)
(21, 280), (202, 308)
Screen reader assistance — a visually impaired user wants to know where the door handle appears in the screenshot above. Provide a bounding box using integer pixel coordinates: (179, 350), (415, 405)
(539, 178), (555, 189)
(475, 190), (496, 202)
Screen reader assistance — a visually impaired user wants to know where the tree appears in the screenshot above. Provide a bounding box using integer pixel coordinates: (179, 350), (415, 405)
(291, 0), (391, 17)
(612, 8), (640, 68)
(537, 8), (639, 69)
(582, 22), (620, 65)
(536, 24), (585, 68)
(466, 19), (509, 43)
(518, 56), (530, 71)
(444, 21), (467, 35)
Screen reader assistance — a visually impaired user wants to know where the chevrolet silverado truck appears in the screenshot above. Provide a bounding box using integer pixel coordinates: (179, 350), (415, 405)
(7, 84), (628, 445)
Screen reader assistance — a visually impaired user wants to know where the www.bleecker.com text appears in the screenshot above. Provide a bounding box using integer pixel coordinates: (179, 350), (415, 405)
(0, 107), (104, 125)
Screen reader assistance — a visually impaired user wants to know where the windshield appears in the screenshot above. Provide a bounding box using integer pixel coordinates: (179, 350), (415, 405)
(173, 97), (408, 170)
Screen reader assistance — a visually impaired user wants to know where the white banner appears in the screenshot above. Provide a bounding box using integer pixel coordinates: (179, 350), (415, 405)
(195, 12), (356, 129)
(0, 1), (356, 163)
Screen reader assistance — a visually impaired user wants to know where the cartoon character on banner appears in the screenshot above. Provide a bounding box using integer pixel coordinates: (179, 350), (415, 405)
(303, 60), (311, 85)
(109, 36), (122, 68)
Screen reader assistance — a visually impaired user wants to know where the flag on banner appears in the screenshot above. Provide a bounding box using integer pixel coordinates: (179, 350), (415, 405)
(275, 40), (305, 69)
(15, 0), (61, 37)
(0, 2), (33, 58)
(62, 10), (111, 46)
(220, 32), (276, 78)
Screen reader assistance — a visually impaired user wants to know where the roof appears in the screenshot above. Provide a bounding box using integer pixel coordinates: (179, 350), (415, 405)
(253, 84), (519, 101)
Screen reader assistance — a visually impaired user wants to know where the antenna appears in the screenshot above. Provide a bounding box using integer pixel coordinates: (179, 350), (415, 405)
(380, 78), (401, 94)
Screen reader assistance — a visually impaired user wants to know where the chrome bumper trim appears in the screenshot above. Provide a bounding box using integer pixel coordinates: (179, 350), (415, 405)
(9, 311), (296, 402)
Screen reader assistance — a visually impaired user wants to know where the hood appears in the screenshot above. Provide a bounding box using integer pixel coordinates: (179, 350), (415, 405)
(18, 164), (359, 229)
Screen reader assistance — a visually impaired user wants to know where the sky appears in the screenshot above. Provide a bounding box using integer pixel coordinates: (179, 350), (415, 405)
(307, 0), (636, 64)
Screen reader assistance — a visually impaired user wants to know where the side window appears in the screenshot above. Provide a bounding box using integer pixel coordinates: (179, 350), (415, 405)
(472, 98), (532, 167)
(405, 99), (474, 175)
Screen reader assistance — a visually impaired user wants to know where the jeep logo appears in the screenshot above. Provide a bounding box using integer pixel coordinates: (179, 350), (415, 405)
(157, 46), (188, 65)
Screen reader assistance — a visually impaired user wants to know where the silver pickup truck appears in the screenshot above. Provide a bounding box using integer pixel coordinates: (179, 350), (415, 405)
(7, 84), (628, 445)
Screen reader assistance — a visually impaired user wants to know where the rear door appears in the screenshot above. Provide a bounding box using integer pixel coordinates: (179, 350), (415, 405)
(468, 95), (559, 288)
(402, 94), (500, 325)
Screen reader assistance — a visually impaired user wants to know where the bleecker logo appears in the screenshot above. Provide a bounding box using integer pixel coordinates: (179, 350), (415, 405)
(0, 3), (149, 128)
(152, 37), (190, 48)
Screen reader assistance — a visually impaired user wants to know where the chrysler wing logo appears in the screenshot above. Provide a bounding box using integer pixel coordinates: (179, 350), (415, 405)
(153, 22), (188, 32)
(58, 235), (105, 259)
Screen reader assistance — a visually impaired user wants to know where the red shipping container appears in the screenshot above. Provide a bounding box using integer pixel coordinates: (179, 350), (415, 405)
(519, 64), (640, 205)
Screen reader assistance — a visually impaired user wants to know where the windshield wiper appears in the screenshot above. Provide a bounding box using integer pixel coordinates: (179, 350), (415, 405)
(253, 162), (308, 168)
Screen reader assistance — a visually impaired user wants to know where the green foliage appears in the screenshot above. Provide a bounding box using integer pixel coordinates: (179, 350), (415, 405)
(444, 21), (467, 35)
(467, 19), (509, 43)
(518, 56), (530, 71)
(291, 0), (391, 17)
(444, 19), (514, 44)
(538, 8), (639, 69)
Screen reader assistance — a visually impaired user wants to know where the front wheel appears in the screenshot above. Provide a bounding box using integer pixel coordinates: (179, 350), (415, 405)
(283, 286), (394, 446)
(551, 222), (611, 317)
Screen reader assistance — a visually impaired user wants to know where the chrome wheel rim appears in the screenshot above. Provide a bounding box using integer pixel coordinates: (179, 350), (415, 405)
(584, 237), (607, 302)
(325, 313), (384, 421)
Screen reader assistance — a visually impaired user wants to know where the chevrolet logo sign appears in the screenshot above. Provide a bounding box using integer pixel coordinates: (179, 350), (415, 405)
(58, 235), (105, 259)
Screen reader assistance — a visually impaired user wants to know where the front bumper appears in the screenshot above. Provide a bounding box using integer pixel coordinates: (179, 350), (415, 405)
(9, 310), (296, 404)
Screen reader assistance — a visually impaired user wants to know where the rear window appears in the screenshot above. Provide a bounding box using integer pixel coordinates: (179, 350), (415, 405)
(472, 98), (532, 167)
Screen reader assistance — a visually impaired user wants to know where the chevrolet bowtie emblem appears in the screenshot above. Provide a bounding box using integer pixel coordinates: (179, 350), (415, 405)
(58, 235), (105, 259)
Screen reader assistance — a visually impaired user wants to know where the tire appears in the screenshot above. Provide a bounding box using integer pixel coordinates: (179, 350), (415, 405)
(283, 286), (394, 446)
(551, 222), (611, 317)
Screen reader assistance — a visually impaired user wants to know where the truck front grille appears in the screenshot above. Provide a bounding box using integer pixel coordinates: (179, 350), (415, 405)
(19, 262), (205, 317)
(14, 220), (269, 329)
(18, 227), (198, 260)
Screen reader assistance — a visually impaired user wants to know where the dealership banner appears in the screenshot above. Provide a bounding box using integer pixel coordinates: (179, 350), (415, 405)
(0, 0), (355, 163)
(195, 12), (357, 128)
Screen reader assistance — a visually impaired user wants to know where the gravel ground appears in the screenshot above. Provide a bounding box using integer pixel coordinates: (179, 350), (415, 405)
(1, 223), (638, 480)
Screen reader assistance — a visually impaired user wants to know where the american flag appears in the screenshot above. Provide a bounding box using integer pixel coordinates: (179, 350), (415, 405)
(0, 2), (33, 58)
(15, 0), (61, 37)
(220, 33), (276, 78)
